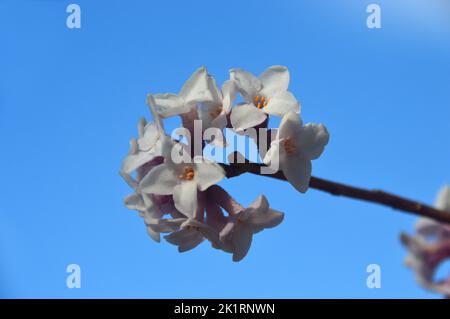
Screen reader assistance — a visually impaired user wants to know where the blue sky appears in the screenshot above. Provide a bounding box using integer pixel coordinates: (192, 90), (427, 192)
(1, 0), (450, 298)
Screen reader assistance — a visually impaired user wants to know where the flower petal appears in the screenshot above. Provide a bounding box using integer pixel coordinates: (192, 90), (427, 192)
(153, 93), (188, 118)
(297, 123), (330, 160)
(179, 66), (220, 106)
(230, 103), (267, 132)
(164, 229), (204, 252)
(232, 225), (253, 262)
(198, 102), (220, 129)
(137, 123), (161, 151)
(181, 219), (220, 244)
(277, 111), (303, 140)
(263, 140), (282, 169)
(121, 150), (156, 175)
(229, 68), (261, 101)
(436, 185), (450, 212)
(416, 218), (440, 238)
(138, 117), (147, 138)
(139, 163), (178, 195)
(146, 226), (161, 242)
(259, 65), (290, 97)
(178, 233), (204, 252)
(124, 193), (145, 211)
(173, 181), (198, 218)
(247, 208), (284, 234)
(146, 94), (165, 131)
(221, 79), (236, 112)
(281, 155), (312, 193)
(194, 157), (225, 191)
(263, 91), (300, 117)
(145, 217), (186, 233)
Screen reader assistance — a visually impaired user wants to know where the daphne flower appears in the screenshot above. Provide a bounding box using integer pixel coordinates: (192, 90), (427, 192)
(139, 145), (225, 218)
(400, 233), (450, 296)
(219, 195), (284, 262)
(230, 65), (300, 132)
(264, 111), (329, 193)
(152, 66), (221, 118)
(401, 185), (450, 297)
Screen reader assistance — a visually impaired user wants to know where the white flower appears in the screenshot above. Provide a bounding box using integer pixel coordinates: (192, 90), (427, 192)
(139, 144), (225, 218)
(400, 233), (450, 296)
(264, 111), (329, 193)
(219, 195), (284, 262)
(152, 66), (220, 118)
(230, 65), (300, 132)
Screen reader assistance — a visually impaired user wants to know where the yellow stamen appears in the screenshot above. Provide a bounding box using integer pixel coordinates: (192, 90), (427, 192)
(254, 95), (269, 109)
(178, 165), (195, 181)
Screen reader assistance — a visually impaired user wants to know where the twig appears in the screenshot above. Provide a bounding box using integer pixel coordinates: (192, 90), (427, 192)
(220, 161), (450, 224)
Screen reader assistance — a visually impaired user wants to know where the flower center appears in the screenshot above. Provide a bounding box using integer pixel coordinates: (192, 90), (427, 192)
(282, 137), (296, 156)
(209, 106), (223, 119)
(178, 165), (195, 181)
(254, 95), (269, 109)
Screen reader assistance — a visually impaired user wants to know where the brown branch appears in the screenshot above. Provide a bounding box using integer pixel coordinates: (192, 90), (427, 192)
(220, 161), (450, 225)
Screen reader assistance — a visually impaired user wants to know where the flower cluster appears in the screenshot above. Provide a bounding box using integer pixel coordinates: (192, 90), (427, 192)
(120, 66), (329, 261)
(401, 186), (450, 296)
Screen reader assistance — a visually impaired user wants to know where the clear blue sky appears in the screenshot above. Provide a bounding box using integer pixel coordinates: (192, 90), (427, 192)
(1, 0), (450, 298)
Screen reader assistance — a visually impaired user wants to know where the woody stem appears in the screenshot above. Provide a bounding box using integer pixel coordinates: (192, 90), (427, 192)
(220, 161), (450, 225)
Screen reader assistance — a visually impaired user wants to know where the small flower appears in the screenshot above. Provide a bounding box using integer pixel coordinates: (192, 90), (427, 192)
(230, 65), (300, 132)
(219, 195), (284, 262)
(401, 185), (450, 297)
(139, 144), (225, 218)
(152, 66), (221, 118)
(264, 111), (329, 193)
(400, 233), (450, 296)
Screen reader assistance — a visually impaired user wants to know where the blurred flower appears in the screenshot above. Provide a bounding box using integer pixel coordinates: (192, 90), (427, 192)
(401, 185), (450, 297)
(264, 111), (329, 193)
(230, 65), (300, 132)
